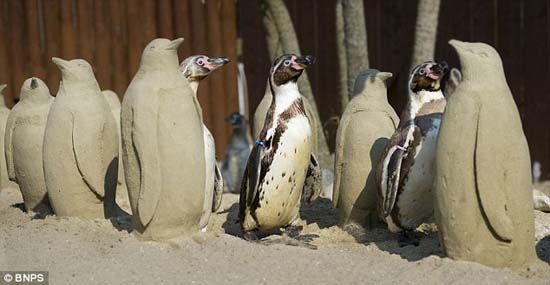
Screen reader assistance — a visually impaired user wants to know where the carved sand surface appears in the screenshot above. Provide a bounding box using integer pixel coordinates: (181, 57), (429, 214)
(0, 188), (548, 284)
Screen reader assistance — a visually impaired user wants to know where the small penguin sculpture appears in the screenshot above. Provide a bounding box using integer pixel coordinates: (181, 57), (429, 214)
(221, 112), (252, 194)
(121, 38), (205, 240)
(434, 40), (536, 268)
(240, 54), (321, 242)
(333, 69), (398, 229)
(0, 84), (17, 191)
(376, 61), (448, 245)
(43, 58), (120, 219)
(180, 54), (229, 231)
(5, 78), (53, 215)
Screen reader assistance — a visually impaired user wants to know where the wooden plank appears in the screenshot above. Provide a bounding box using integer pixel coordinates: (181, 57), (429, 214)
(172, 0), (192, 59)
(140, 0), (157, 46)
(7, 0), (29, 106)
(220, 0), (239, 143)
(365, 0), (382, 67)
(0, 0), (11, 100)
(60, 0), (78, 59)
(156, 0), (174, 38)
(24, 0), (46, 81)
(126, 0), (141, 76)
(109, 0), (129, 98)
(94, 0), (113, 90)
(76, 0), (94, 63)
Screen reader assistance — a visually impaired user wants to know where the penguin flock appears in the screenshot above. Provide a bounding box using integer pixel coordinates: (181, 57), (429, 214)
(0, 37), (537, 268)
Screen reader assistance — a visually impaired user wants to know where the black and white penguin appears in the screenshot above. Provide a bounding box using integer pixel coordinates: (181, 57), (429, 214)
(376, 61), (448, 245)
(221, 112), (252, 194)
(240, 54), (321, 241)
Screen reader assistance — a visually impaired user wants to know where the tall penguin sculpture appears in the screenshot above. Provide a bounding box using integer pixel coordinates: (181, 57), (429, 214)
(43, 58), (120, 219)
(434, 40), (536, 268)
(0, 84), (17, 190)
(121, 38), (206, 240)
(333, 69), (398, 229)
(5, 78), (54, 215)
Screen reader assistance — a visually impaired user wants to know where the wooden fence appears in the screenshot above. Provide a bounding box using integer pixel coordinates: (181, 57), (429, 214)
(0, 0), (239, 157)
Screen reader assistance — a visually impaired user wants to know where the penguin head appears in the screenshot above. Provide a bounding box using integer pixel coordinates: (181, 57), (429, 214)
(180, 55), (230, 82)
(225, 112), (246, 128)
(449, 40), (504, 76)
(140, 38), (184, 70)
(269, 54), (315, 87)
(351, 69), (392, 98)
(52, 57), (96, 83)
(20, 77), (51, 101)
(102, 90), (121, 110)
(0, 84), (6, 94)
(408, 61), (449, 93)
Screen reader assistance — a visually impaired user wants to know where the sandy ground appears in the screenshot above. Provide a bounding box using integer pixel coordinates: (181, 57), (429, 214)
(1, 186), (549, 285)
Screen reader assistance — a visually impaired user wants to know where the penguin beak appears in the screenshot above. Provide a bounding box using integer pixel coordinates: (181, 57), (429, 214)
(0, 84), (6, 93)
(165, 38), (184, 50)
(449, 39), (466, 51)
(427, 62), (449, 81)
(30, 78), (39, 89)
(205, 57), (230, 72)
(292, 55), (315, 70)
(52, 57), (71, 70)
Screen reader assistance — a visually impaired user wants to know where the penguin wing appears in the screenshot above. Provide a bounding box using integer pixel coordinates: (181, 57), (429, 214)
(377, 125), (420, 217)
(303, 153), (322, 203)
(4, 112), (16, 182)
(71, 113), (106, 198)
(332, 110), (351, 207)
(239, 143), (265, 219)
(474, 105), (514, 242)
(212, 164), (224, 212)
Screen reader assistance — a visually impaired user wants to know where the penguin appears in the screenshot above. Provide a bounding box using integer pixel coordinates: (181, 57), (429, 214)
(239, 54), (321, 242)
(434, 40), (536, 268)
(376, 61), (448, 245)
(180, 55), (229, 231)
(43, 58), (120, 219)
(121, 38), (206, 240)
(5, 78), (54, 215)
(221, 112), (252, 194)
(0, 84), (17, 191)
(333, 69), (399, 229)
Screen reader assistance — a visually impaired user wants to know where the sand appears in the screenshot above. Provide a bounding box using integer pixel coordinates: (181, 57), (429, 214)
(1, 186), (549, 284)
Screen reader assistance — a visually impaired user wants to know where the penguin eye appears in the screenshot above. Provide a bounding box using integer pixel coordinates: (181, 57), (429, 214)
(197, 59), (205, 66)
(283, 60), (291, 66)
(418, 68), (426, 75)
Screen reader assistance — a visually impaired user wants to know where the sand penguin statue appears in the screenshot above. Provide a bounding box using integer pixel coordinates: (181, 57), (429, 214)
(121, 38), (206, 240)
(434, 40), (536, 268)
(221, 112), (252, 194)
(5, 78), (53, 215)
(43, 58), (120, 219)
(376, 61), (448, 246)
(333, 69), (398, 230)
(180, 54), (229, 231)
(0, 84), (17, 191)
(240, 54), (321, 243)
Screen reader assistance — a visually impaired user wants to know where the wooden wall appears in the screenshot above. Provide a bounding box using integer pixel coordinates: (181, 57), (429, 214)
(0, 0), (239, 157)
(240, 0), (550, 179)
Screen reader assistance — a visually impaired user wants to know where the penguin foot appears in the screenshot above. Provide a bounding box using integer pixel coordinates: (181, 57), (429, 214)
(262, 235), (318, 250)
(398, 231), (420, 247)
(243, 231), (259, 241)
(283, 225), (303, 238)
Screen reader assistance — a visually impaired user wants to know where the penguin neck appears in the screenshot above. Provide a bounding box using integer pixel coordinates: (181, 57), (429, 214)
(188, 80), (200, 95)
(270, 81), (301, 117)
(61, 79), (101, 95)
(406, 89), (444, 118)
(460, 63), (506, 87)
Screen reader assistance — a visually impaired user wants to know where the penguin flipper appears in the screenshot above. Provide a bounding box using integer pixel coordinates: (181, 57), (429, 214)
(332, 110), (351, 207)
(4, 111), (16, 182)
(303, 153), (321, 203)
(239, 143), (264, 221)
(71, 113), (106, 198)
(212, 164), (224, 212)
(474, 105), (514, 242)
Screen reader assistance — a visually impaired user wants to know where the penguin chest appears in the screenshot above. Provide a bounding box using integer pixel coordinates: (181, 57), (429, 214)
(255, 116), (312, 231)
(387, 118), (441, 231)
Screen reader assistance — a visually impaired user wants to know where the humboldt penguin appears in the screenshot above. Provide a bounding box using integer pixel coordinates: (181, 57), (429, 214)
(376, 61), (448, 245)
(180, 55), (229, 230)
(5, 78), (54, 215)
(240, 54), (321, 242)
(0, 84), (17, 191)
(333, 69), (398, 230)
(43, 58), (120, 219)
(121, 38), (205, 240)
(434, 40), (536, 268)
(221, 112), (252, 194)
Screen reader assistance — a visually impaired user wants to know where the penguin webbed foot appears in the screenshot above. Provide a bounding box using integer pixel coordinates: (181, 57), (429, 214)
(398, 230), (420, 247)
(243, 231), (259, 241)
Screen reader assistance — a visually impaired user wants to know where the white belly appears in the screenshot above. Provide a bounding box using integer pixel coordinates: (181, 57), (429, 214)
(255, 116), (311, 231)
(199, 125), (216, 230)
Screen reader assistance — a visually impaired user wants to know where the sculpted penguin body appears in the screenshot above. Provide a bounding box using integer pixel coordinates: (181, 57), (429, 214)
(434, 40), (535, 268)
(121, 38), (205, 240)
(102, 90), (127, 198)
(5, 78), (53, 214)
(43, 58), (119, 219)
(376, 61), (448, 241)
(222, 112), (252, 194)
(333, 69), (398, 229)
(240, 55), (320, 239)
(180, 55), (229, 230)
(0, 85), (16, 190)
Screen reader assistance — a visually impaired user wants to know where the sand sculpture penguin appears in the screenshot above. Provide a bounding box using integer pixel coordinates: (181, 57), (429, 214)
(5, 78), (53, 215)
(434, 40), (536, 268)
(240, 54), (321, 242)
(376, 61), (448, 245)
(102, 90), (127, 195)
(333, 69), (399, 230)
(43, 58), (120, 219)
(0, 85), (16, 191)
(221, 112), (252, 194)
(180, 54), (229, 230)
(121, 38), (206, 240)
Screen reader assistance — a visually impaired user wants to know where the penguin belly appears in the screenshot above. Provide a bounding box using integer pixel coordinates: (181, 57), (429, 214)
(386, 119), (441, 232)
(254, 117), (311, 231)
(199, 125), (216, 230)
